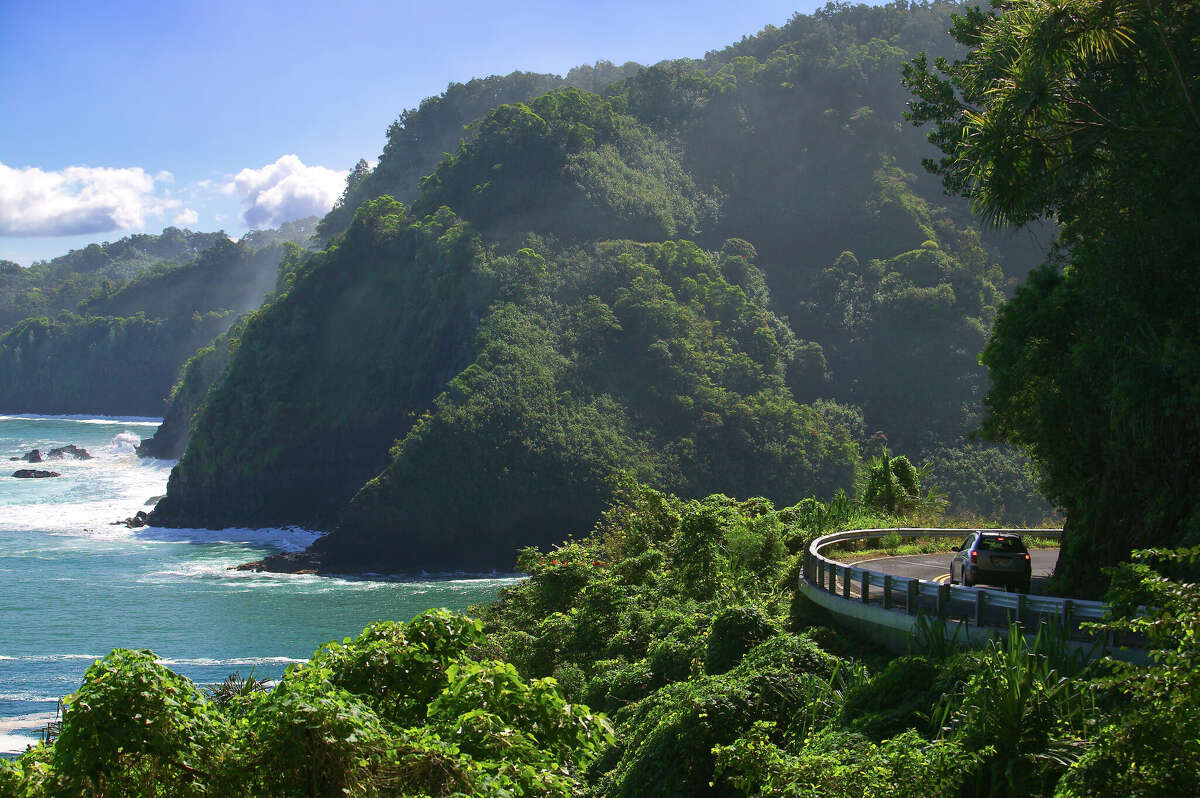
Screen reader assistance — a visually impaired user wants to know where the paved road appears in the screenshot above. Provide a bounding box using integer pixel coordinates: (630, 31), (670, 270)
(855, 549), (1060, 594)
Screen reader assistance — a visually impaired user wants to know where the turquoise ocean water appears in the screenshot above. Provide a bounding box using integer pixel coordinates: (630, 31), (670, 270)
(0, 415), (516, 754)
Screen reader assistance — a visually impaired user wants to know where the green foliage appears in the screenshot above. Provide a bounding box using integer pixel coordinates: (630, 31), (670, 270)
(317, 64), (643, 241)
(237, 665), (395, 796)
(414, 88), (713, 242)
(905, 0), (1200, 593)
(204, 670), (270, 719)
(0, 227), (228, 331)
(309, 610), (485, 726)
(52, 649), (229, 796)
(923, 438), (1053, 524)
(842, 654), (939, 741)
(713, 724), (978, 798)
(936, 626), (1098, 798)
(7, 609), (608, 797)
(152, 198), (492, 529)
(1055, 548), (1200, 797)
(862, 453), (924, 514)
(0, 225), (314, 418)
(705, 606), (776, 675)
(11, 485), (1200, 797)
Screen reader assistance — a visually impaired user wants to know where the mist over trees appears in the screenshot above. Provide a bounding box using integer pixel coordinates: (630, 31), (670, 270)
(0, 220), (317, 417)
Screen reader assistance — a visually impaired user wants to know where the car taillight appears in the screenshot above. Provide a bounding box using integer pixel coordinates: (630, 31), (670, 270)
(970, 551), (977, 563)
(1024, 553), (1030, 561)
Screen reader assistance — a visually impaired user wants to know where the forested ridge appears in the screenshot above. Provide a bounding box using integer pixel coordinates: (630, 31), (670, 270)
(0, 220), (316, 418)
(4, 1), (1200, 795)
(151, 0), (1055, 569)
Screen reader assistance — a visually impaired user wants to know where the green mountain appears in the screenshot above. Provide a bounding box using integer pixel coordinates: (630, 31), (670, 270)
(0, 227), (228, 331)
(150, 2), (1051, 569)
(0, 221), (316, 417)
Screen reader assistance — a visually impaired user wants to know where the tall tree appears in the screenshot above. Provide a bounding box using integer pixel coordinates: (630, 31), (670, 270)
(905, 0), (1200, 593)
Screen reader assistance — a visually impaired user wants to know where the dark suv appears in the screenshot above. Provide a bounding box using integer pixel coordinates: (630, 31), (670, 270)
(950, 531), (1031, 593)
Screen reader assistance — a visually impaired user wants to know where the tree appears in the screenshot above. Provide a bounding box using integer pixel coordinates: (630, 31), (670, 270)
(904, 0), (1200, 594)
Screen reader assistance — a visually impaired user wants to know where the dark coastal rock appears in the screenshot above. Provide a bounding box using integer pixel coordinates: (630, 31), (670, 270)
(46, 444), (92, 460)
(13, 469), (60, 478)
(235, 550), (324, 575)
(11, 445), (91, 463)
(113, 511), (150, 529)
(144, 495), (166, 506)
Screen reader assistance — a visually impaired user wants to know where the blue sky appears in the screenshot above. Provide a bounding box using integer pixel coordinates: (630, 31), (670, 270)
(0, 0), (878, 265)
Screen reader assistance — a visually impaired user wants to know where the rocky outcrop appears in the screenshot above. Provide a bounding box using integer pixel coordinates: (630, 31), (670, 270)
(13, 469), (60, 478)
(46, 444), (92, 460)
(235, 551), (324, 575)
(11, 445), (92, 462)
(113, 511), (149, 528)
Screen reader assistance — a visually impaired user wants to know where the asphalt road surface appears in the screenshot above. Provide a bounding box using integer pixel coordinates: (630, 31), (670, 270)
(856, 549), (1060, 594)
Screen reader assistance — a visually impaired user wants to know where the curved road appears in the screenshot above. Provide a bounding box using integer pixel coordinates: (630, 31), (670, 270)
(854, 549), (1060, 594)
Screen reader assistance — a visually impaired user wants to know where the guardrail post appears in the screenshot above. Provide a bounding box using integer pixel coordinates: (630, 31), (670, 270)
(937, 583), (949, 619)
(861, 571), (870, 603)
(906, 580), (919, 616)
(828, 562), (837, 593)
(1017, 593), (1027, 625)
(816, 558), (824, 588)
(1062, 599), (1073, 635)
(842, 567), (851, 600)
(974, 590), (985, 627)
(882, 575), (893, 609)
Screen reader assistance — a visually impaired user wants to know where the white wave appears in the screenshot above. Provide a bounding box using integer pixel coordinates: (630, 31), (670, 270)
(136, 526), (325, 553)
(106, 431), (142, 455)
(0, 454), (174, 536)
(156, 656), (305, 667)
(0, 414), (161, 426)
(0, 731), (42, 755)
(0, 693), (62, 703)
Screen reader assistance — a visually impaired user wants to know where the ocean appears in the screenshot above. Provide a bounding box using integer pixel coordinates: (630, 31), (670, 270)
(0, 415), (517, 755)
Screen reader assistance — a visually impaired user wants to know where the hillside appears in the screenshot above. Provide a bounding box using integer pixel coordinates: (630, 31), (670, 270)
(150, 2), (1052, 570)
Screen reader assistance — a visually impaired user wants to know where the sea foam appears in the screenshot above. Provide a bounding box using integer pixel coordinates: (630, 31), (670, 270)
(0, 414), (162, 426)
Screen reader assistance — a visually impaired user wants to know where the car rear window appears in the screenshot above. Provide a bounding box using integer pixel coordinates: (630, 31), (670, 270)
(977, 536), (1026, 553)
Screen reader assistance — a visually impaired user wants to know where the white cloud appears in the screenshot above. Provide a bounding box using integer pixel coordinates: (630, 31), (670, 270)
(0, 162), (179, 237)
(173, 208), (199, 226)
(227, 155), (347, 229)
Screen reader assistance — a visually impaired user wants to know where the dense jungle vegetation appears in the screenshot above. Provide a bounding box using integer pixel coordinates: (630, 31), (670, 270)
(904, 0), (1200, 593)
(4, 483), (1197, 796)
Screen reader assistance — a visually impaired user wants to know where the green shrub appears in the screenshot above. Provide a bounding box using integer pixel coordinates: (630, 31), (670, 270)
(52, 649), (229, 797)
(584, 659), (655, 717)
(310, 609), (484, 726)
(237, 665), (395, 796)
(843, 655), (939, 740)
(705, 605), (777, 675)
(648, 634), (700, 685)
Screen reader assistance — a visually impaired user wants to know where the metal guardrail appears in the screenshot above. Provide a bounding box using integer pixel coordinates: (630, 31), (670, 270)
(801, 528), (1110, 635)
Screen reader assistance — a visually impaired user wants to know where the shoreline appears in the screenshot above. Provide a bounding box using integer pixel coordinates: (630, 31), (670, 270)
(233, 550), (525, 582)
